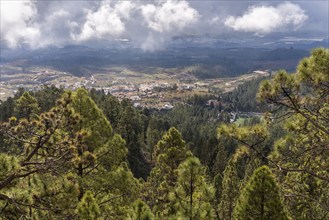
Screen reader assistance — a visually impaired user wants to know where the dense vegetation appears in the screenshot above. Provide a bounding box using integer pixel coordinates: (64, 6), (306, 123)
(0, 48), (328, 219)
(221, 76), (271, 112)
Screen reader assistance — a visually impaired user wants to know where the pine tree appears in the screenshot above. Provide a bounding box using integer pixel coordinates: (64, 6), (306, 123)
(0, 93), (81, 218)
(218, 158), (240, 220)
(69, 89), (141, 218)
(0, 90), (140, 219)
(128, 199), (154, 220)
(70, 88), (114, 200)
(33, 85), (64, 112)
(213, 173), (223, 219)
(152, 127), (187, 162)
(233, 166), (288, 220)
(146, 127), (192, 218)
(71, 88), (113, 151)
(0, 97), (15, 122)
(282, 171), (329, 219)
(14, 91), (40, 121)
(172, 157), (215, 220)
(116, 99), (150, 179)
(145, 117), (165, 162)
(76, 190), (100, 220)
(258, 48), (329, 218)
(94, 162), (141, 219)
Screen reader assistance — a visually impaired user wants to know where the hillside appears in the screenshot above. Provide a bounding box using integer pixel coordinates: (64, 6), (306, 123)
(1, 47), (309, 78)
(0, 48), (328, 219)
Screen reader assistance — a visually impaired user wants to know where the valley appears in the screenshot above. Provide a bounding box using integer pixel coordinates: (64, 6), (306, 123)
(0, 64), (270, 109)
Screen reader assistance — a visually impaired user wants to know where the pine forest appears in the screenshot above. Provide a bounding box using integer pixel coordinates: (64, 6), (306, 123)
(0, 48), (328, 219)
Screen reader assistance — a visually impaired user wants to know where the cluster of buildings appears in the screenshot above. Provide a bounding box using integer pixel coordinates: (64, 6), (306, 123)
(96, 82), (179, 109)
(1, 64), (271, 113)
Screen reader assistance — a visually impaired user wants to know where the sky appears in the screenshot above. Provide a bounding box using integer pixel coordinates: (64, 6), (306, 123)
(1, 0), (328, 50)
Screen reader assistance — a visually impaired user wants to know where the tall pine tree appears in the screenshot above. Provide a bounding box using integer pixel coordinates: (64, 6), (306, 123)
(258, 48), (329, 218)
(172, 156), (215, 220)
(218, 158), (240, 220)
(233, 166), (288, 220)
(146, 127), (192, 218)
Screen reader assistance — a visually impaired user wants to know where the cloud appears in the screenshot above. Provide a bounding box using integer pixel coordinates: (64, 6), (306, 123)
(141, 1), (199, 33)
(138, 0), (199, 51)
(140, 34), (166, 51)
(209, 16), (220, 25)
(71, 0), (199, 51)
(0, 0), (40, 48)
(35, 9), (79, 47)
(1, 0), (325, 50)
(74, 1), (136, 41)
(224, 2), (308, 34)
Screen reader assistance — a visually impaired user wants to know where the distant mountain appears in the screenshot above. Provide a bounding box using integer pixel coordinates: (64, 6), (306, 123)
(259, 48), (310, 61)
(0, 42), (317, 78)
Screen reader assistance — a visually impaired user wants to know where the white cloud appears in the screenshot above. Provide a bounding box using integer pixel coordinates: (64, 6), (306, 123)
(1, 0), (321, 50)
(33, 9), (79, 47)
(0, 0), (199, 50)
(74, 1), (136, 41)
(74, 0), (199, 50)
(114, 1), (136, 20)
(224, 2), (308, 34)
(0, 0), (40, 48)
(141, 0), (199, 33)
(138, 0), (199, 51)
